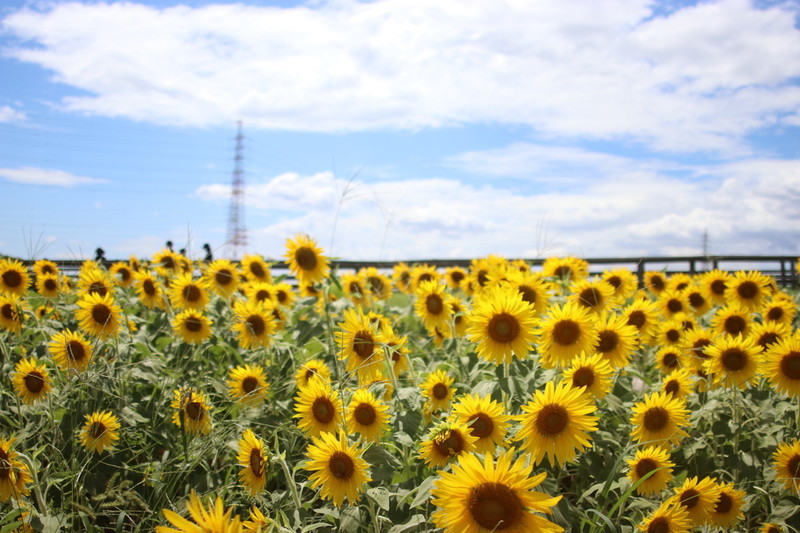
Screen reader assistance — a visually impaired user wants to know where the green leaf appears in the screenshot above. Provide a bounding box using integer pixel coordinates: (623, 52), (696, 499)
(387, 514), (425, 533)
(409, 475), (436, 508)
(338, 506), (362, 532)
(367, 486), (391, 511)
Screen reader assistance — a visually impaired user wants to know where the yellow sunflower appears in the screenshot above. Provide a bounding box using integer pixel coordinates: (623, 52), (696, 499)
(505, 270), (550, 316)
(0, 293), (24, 334)
(75, 292), (122, 338)
(515, 380), (598, 467)
(227, 364), (269, 405)
(237, 429), (268, 495)
(410, 264), (441, 293)
(704, 334), (762, 389)
(271, 282), (296, 308)
(151, 248), (181, 277)
(760, 523), (783, 533)
(601, 268), (639, 303)
(240, 253), (272, 283)
(698, 269), (730, 306)
(172, 309), (212, 344)
(773, 439), (800, 495)
(466, 285), (537, 365)
(660, 368), (695, 400)
(392, 262), (413, 294)
(536, 302), (599, 368)
(725, 270), (771, 310)
(683, 327), (713, 370)
(621, 297), (661, 345)
(133, 270), (166, 309)
(203, 259), (240, 298)
(655, 346), (683, 375)
(170, 388), (213, 435)
(243, 507), (271, 533)
(683, 283), (712, 316)
(708, 481), (745, 528)
(419, 420), (478, 468)
(450, 393), (511, 454)
(431, 448), (564, 533)
(0, 258), (29, 296)
(668, 476), (721, 526)
(109, 262), (135, 288)
(414, 279), (452, 333)
(304, 431), (371, 507)
(12, 358), (52, 405)
(346, 388), (390, 442)
(360, 267), (392, 301)
(542, 256), (588, 285)
(168, 273), (210, 311)
(421, 369), (456, 414)
(763, 335), (800, 397)
(629, 391), (690, 449)
(342, 272), (371, 307)
(77, 267), (114, 298)
(569, 278), (615, 314)
(444, 266), (468, 291)
(293, 379), (343, 438)
(562, 352), (614, 400)
(761, 296), (796, 327)
(78, 411), (120, 454)
(382, 326), (410, 378)
(35, 274), (61, 298)
(637, 500), (692, 533)
(0, 437), (31, 502)
(652, 318), (685, 349)
(294, 359), (332, 389)
(658, 290), (688, 319)
(711, 303), (752, 338)
(643, 271), (668, 296)
(750, 321), (791, 354)
(593, 312), (639, 369)
(231, 300), (276, 350)
(245, 281), (275, 305)
(284, 234), (329, 285)
(156, 490), (242, 533)
(48, 329), (93, 372)
(32, 258), (59, 278)
(335, 307), (384, 382)
(627, 445), (675, 497)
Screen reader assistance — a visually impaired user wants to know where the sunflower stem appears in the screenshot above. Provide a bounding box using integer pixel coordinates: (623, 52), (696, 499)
(276, 451), (302, 510)
(730, 386), (740, 483)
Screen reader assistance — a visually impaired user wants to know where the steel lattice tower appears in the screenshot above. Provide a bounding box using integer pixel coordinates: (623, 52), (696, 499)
(226, 121), (247, 259)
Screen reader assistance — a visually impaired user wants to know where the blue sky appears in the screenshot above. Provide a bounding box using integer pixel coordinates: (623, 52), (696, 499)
(1, 0), (799, 262)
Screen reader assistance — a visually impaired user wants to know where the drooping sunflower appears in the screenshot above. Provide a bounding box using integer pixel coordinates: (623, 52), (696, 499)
(12, 358), (52, 405)
(75, 292), (122, 338)
(761, 296), (797, 326)
(0, 258), (29, 296)
(392, 262), (413, 294)
(342, 272), (371, 307)
(415, 279), (453, 333)
(0, 293), (24, 334)
(621, 297), (661, 345)
(304, 431), (371, 507)
(668, 476), (721, 526)
(562, 352), (614, 400)
(237, 429), (268, 495)
(725, 270), (771, 310)
(241, 253), (272, 283)
(155, 490), (242, 533)
(421, 369), (456, 414)
(450, 393), (511, 454)
(133, 270), (166, 309)
(170, 388), (213, 435)
(346, 388), (390, 442)
(515, 380), (599, 467)
(626, 445), (675, 496)
(592, 312), (639, 369)
(284, 234), (329, 285)
(0, 437), (31, 502)
(203, 259), (240, 298)
(419, 420), (478, 468)
(294, 359), (332, 389)
(431, 448), (564, 533)
(763, 335), (800, 398)
(711, 303), (752, 338)
(293, 379), (343, 438)
(360, 267), (392, 301)
(231, 300), (276, 350)
(643, 271), (668, 296)
(601, 268), (639, 303)
(637, 500), (692, 533)
(760, 523), (784, 533)
(48, 329), (93, 372)
(536, 302), (599, 368)
(335, 307), (384, 382)
(629, 391), (690, 449)
(704, 334), (762, 389)
(569, 278), (615, 314)
(708, 481), (746, 528)
(466, 285), (537, 365)
(660, 368), (695, 400)
(773, 439), (800, 495)
(227, 364), (269, 405)
(35, 274), (61, 298)
(78, 411), (120, 454)
(172, 309), (212, 344)
(168, 273), (211, 311)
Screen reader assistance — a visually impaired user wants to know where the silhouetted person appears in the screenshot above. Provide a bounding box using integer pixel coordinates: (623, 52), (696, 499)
(203, 243), (213, 262)
(94, 247), (108, 267)
(179, 248), (186, 256)
(166, 240), (174, 251)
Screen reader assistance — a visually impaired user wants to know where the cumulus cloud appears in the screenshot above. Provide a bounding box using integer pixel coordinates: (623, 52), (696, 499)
(0, 166), (106, 186)
(2, 0), (799, 152)
(0, 105), (25, 122)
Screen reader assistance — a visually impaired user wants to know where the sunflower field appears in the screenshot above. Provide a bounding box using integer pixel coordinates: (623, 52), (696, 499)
(0, 236), (799, 532)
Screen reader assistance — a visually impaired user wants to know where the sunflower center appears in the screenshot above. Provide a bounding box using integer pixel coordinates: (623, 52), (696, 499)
(757, 332), (780, 349)
(88, 282), (107, 297)
(627, 310), (646, 328)
(606, 276), (621, 289)
(536, 404), (569, 436)
(67, 340), (86, 362)
(572, 367), (595, 389)
(788, 455), (800, 476)
(664, 380), (680, 396)
(647, 517), (670, 533)
(162, 256), (176, 269)
(553, 320), (580, 346)
(468, 482), (523, 531)
(249, 262), (266, 279)
(89, 421), (106, 439)
(23, 372), (45, 393)
(667, 299), (683, 314)
(432, 383), (449, 400)
(246, 315), (266, 336)
(44, 278), (58, 291)
(688, 293), (706, 309)
(692, 339), (711, 359)
(143, 279), (157, 296)
(425, 294), (444, 315)
(665, 329), (680, 343)
(635, 457), (658, 479)
(651, 276), (665, 291)
(312, 397), (335, 424)
(353, 331), (375, 360)
(92, 304), (112, 326)
(553, 265), (572, 279)
(328, 451), (354, 480)
(710, 279), (726, 295)
(517, 286), (537, 306)
(477, 270), (489, 287)
(418, 273), (434, 285)
(2, 270), (22, 288)
(488, 313), (519, 343)
(468, 413), (494, 439)
(1, 303), (17, 321)
(183, 284), (201, 303)
(249, 448), (264, 477)
(714, 492), (733, 514)
(215, 269), (234, 287)
(185, 401), (204, 420)
(0, 448), (9, 476)
(597, 331), (618, 353)
(433, 430), (464, 456)
(643, 407), (669, 432)
(766, 307), (784, 321)
(679, 488), (700, 509)
(368, 276), (385, 294)
(354, 403), (376, 426)
(255, 290), (270, 302)
(450, 271), (465, 284)
(737, 281), (758, 300)
(184, 316), (204, 332)
(276, 290), (288, 304)
(781, 352), (800, 380)
(724, 315), (746, 336)
(721, 348), (747, 371)
(348, 282), (363, 297)
(41, 264), (55, 275)
(662, 352), (679, 369)
(579, 288), (601, 308)
(242, 376), (259, 393)
(295, 247), (318, 271)
(117, 267), (131, 282)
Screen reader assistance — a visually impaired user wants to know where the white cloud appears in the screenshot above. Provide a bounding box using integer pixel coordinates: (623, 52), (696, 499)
(0, 166), (106, 186)
(0, 105), (25, 122)
(3, 0), (799, 152)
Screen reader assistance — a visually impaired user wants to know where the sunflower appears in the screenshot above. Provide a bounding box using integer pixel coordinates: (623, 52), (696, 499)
(0, 437), (31, 502)
(466, 286), (537, 365)
(360, 267), (392, 300)
(236, 429), (268, 495)
(35, 274), (61, 298)
(431, 448), (564, 533)
(668, 476), (721, 526)
(505, 270), (550, 316)
(698, 269), (730, 305)
(392, 262), (413, 294)
(562, 352), (614, 400)
(12, 358), (52, 405)
(601, 268), (639, 302)
(652, 318), (685, 349)
(760, 524), (783, 533)
(621, 298), (661, 345)
(626, 445), (675, 496)
(243, 507), (271, 533)
(335, 307), (384, 382)
(304, 431), (371, 507)
(683, 283), (711, 316)
(78, 267), (114, 298)
(666, 273), (693, 293)
(654, 346), (683, 374)
(151, 248), (181, 277)
(156, 490), (242, 533)
(711, 303), (752, 338)
(75, 292), (122, 338)
(536, 302), (599, 368)
(346, 388), (390, 442)
(231, 300), (276, 350)
(284, 234), (329, 285)
(708, 481), (745, 528)
(168, 274), (210, 311)
(761, 297), (796, 327)
(171, 388), (213, 435)
(0, 293), (24, 333)
(419, 420), (478, 468)
(0, 258), (29, 296)
(515, 380), (598, 467)
(203, 259), (240, 298)
(444, 266), (468, 291)
(637, 501), (692, 533)
(749, 321), (790, 353)
(172, 309), (212, 344)
(342, 272), (371, 307)
(48, 329), (93, 372)
(421, 369), (456, 414)
(228, 364), (269, 405)
(381, 327), (410, 377)
(410, 264), (441, 292)
(592, 312), (639, 369)
(450, 393), (511, 454)
(134, 270), (166, 309)
(704, 334), (762, 389)
(542, 256), (588, 285)
(294, 359), (332, 389)
(658, 290), (688, 319)
(414, 279), (452, 333)
(629, 391), (690, 449)
(32, 259), (59, 278)
(78, 411), (120, 454)
(109, 262), (135, 287)
(569, 278), (615, 314)
(241, 253), (272, 283)
(643, 271), (668, 296)
(245, 281), (275, 305)
(660, 368), (695, 400)
(762, 335), (800, 397)
(447, 296), (469, 338)
(773, 439), (800, 494)
(683, 327), (713, 370)
(293, 379), (343, 438)
(725, 270), (771, 310)
(271, 282), (296, 308)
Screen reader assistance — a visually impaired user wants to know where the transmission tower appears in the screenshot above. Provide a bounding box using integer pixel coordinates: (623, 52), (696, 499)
(226, 121), (247, 259)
